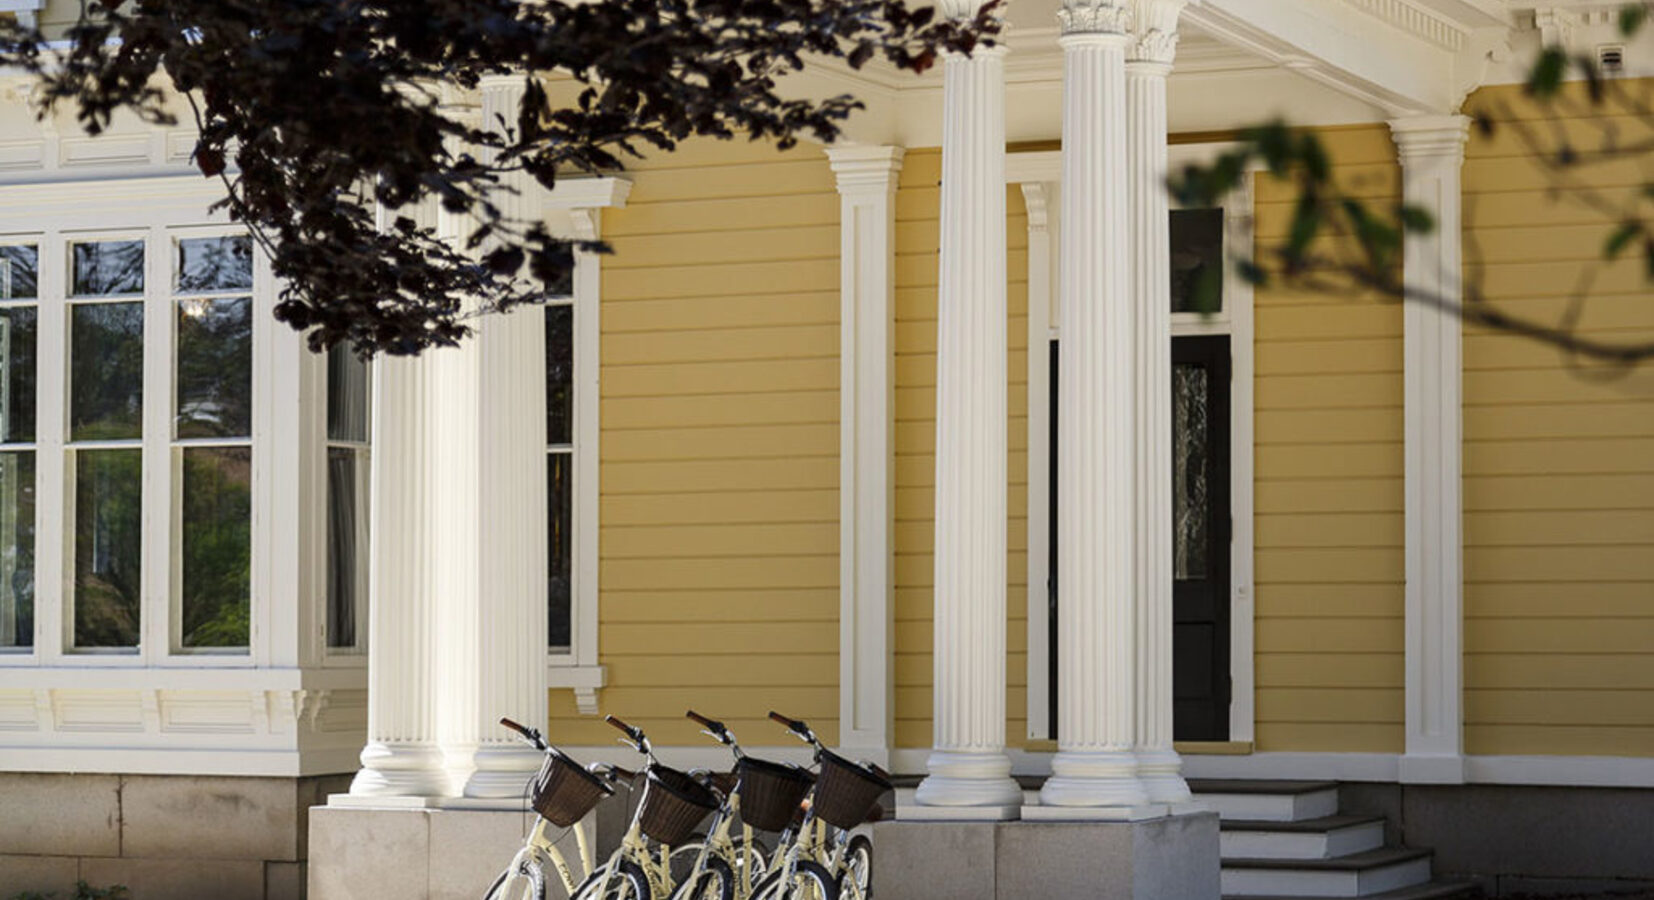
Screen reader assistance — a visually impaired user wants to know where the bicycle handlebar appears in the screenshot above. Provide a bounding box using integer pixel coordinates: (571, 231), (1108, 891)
(686, 709), (729, 737)
(498, 716), (545, 750)
(604, 714), (648, 750)
(768, 710), (811, 736)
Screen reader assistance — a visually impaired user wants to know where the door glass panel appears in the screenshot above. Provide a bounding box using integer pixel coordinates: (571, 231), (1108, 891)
(73, 449), (142, 648)
(546, 304), (573, 446)
(1170, 208), (1224, 314)
(1173, 362), (1210, 580)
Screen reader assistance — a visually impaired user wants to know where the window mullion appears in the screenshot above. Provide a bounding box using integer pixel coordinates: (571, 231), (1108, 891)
(34, 236), (65, 663)
(141, 225), (171, 661)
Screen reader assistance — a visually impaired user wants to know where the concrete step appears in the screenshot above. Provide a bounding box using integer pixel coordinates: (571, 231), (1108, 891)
(1222, 847), (1434, 898)
(1188, 779), (1342, 823)
(1224, 880), (1479, 900)
(1220, 815), (1387, 860)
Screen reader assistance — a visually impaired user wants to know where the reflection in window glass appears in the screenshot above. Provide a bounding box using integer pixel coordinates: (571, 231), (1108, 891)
(72, 241), (145, 296)
(548, 452), (570, 651)
(73, 449), (142, 649)
(1170, 208), (1224, 314)
(0, 307), (37, 444)
(180, 446), (251, 649)
(0, 451), (34, 650)
(327, 344), (370, 444)
(1172, 363), (1210, 580)
(71, 302), (144, 441)
(0, 246), (38, 300)
(326, 448), (362, 649)
(546, 305), (573, 446)
(176, 296), (252, 439)
(176, 236), (253, 293)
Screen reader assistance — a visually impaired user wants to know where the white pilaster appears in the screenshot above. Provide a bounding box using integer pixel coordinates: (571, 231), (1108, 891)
(350, 347), (449, 797)
(908, 16), (1022, 817)
(1035, 0), (1152, 816)
(1391, 115), (1469, 786)
(464, 77), (555, 798)
(1128, 0), (1191, 807)
(828, 145), (903, 769)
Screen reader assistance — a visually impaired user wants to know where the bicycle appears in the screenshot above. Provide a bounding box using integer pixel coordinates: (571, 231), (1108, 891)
(669, 710), (814, 900)
(752, 712), (887, 900)
(484, 716), (635, 900)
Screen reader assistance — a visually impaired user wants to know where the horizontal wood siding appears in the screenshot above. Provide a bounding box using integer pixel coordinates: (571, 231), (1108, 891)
(1252, 125), (1406, 753)
(892, 149), (1030, 749)
(1460, 83), (1654, 758)
(549, 138), (843, 746)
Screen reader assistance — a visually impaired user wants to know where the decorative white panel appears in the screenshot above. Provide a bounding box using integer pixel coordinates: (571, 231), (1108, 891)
(158, 690), (257, 734)
(52, 690), (146, 733)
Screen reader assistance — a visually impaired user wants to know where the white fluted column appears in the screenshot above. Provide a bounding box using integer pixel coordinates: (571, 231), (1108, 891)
(1129, 0), (1192, 807)
(907, 10), (1021, 817)
(1034, 0), (1152, 816)
(350, 346), (450, 797)
(1392, 115), (1470, 786)
(463, 76), (554, 798)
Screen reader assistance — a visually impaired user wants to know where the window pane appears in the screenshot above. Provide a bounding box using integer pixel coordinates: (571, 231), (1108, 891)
(0, 245), (38, 300)
(548, 452), (571, 651)
(546, 304), (573, 446)
(546, 242), (575, 298)
(180, 446), (251, 649)
(1170, 208), (1224, 314)
(326, 447), (363, 649)
(0, 307), (38, 444)
(72, 241), (145, 297)
(73, 449), (142, 649)
(71, 302), (144, 441)
(0, 450), (35, 649)
(327, 343), (370, 443)
(176, 236), (253, 293)
(176, 296), (252, 439)
(1173, 363), (1210, 580)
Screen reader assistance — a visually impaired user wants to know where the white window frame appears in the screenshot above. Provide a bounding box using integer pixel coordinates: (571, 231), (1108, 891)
(543, 178), (629, 714)
(0, 177), (273, 671)
(1011, 145), (1257, 748)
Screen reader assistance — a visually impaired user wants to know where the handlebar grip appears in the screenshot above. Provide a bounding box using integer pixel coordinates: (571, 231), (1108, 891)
(768, 710), (808, 733)
(605, 714), (634, 734)
(686, 709), (727, 734)
(499, 716), (534, 739)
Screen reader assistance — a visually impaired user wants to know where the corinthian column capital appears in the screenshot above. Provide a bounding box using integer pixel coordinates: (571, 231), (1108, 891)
(1059, 0), (1132, 36)
(1129, 0), (1188, 65)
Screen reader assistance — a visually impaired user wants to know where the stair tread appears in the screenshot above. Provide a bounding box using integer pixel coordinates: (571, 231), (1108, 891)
(1224, 879), (1478, 900)
(1190, 779), (1342, 795)
(1224, 846), (1432, 871)
(1222, 814), (1388, 833)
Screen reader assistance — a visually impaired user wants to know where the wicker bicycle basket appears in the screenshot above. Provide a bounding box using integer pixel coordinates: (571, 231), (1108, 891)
(638, 765), (720, 846)
(530, 749), (613, 827)
(810, 749), (891, 830)
(734, 756), (815, 832)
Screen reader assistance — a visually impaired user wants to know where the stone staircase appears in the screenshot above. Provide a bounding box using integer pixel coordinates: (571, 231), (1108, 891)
(1188, 779), (1478, 900)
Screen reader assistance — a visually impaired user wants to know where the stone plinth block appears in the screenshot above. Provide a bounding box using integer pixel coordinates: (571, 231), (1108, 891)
(873, 811), (1219, 900)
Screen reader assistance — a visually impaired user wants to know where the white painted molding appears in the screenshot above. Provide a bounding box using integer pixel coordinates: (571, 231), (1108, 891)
(548, 177), (633, 212)
(1016, 176), (1055, 743)
(827, 144), (903, 769)
(547, 664), (607, 716)
(1391, 114), (1470, 786)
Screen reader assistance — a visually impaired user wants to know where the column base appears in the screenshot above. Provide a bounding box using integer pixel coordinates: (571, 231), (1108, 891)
(463, 743), (543, 799)
(911, 748), (1023, 815)
(1399, 752), (1467, 784)
(1020, 802), (1167, 821)
(1039, 748), (1150, 809)
(348, 741), (451, 798)
(1135, 745), (1194, 804)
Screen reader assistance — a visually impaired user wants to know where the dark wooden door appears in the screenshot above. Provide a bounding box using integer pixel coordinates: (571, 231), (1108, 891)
(1171, 334), (1232, 741)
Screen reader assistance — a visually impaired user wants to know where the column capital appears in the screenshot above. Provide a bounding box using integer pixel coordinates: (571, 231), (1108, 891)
(1389, 115), (1471, 163)
(1059, 0), (1132, 36)
(1128, 0), (1188, 66)
(826, 145), (906, 194)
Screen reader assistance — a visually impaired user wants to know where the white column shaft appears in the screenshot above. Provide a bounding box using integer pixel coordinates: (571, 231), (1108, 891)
(465, 77), (553, 798)
(1393, 115), (1469, 785)
(911, 46), (1022, 814)
(1128, 0), (1190, 805)
(1039, 14), (1149, 810)
(830, 146), (903, 768)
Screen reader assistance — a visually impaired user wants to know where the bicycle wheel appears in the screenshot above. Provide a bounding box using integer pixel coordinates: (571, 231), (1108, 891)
(572, 859), (651, 900)
(669, 856), (733, 900)
(754, 861), (836, 900)
(842, 836), (872, 900)
(483, 858), (546, 900)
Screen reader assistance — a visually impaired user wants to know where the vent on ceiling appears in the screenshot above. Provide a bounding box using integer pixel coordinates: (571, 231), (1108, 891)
(1599, 44), (1626, 74)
